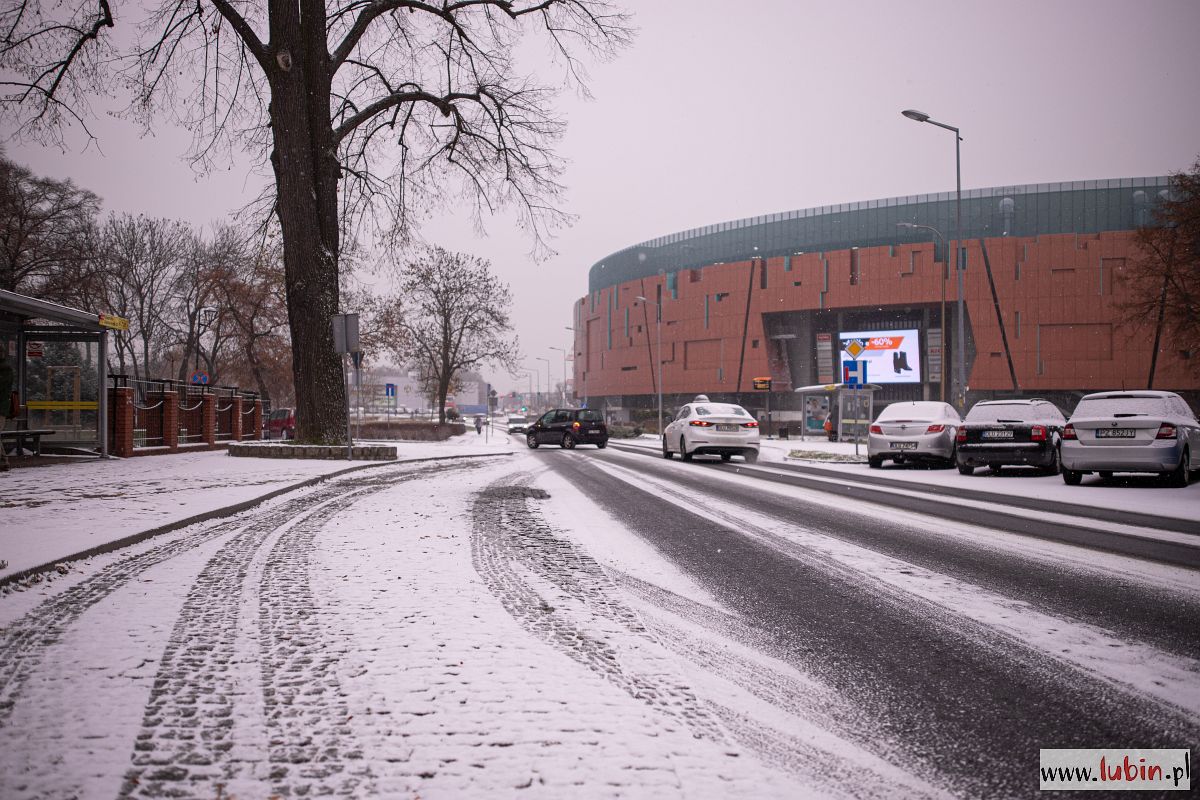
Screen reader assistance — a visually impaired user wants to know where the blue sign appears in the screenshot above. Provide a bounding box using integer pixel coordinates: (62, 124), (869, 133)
(384, 383), (396, 397)
(190, 371), (209, 385)
(842, 360), (867, 386)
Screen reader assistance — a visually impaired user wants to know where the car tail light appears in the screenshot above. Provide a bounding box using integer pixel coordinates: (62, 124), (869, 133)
(926, 424), (945, 433)
(689, 420), (712, 427)
(1062, 423), (1077, 440)
(955, 428), (967, 443)
(741, 421), (758, 428)
(1156, 423), (1177, 439)
(870, 424), (883, 434)
(572, 421), (581, 430)
(1030, 425), (1047, 442)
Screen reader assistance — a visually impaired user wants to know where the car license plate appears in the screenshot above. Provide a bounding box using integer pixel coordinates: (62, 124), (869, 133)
(891, 442), (917, 450)
(716, 424), (738, 432)
(589, 428), (600, 433)
(1096, 428), (1135, 438)
(982, 430), (1013, 439)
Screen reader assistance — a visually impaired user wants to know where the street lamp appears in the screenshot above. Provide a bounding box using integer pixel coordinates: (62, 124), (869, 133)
(902, 108), (966, 412)
(635, 295), (664, 437)
(536, 357), (551, 408)
(519, 368), (538, 410)
(549, 346), (568, 405)
(897, 222), (948, 403)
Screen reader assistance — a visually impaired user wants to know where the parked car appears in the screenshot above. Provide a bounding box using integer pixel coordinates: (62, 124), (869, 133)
(662, 395), (760, 463)
(1060, 390), (1199, 487)
(867, 401), (961, 469)
(525, 408), (608, 449)
(267, 407), (296, 440)
(955, 399), (1066, 475)
(506, 415), (530, 434)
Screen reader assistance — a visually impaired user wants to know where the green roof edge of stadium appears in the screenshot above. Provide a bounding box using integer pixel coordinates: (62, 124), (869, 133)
(587, 176), (1171, 293)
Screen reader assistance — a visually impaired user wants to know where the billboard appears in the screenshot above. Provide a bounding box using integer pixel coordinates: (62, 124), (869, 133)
(838, 328), (922, 385)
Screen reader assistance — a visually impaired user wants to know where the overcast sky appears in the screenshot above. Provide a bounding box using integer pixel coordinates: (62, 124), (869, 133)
(7, 0), (1200, 394)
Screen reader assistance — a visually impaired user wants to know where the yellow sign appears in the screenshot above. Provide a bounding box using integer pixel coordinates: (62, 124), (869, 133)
(99, 314), (130, 331)
(26, 400), (99, 411)
(844, 339), (865, 359)
(752, 377), (772, 391)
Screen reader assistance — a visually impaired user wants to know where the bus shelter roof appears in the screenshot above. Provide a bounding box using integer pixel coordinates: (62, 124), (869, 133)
(792, 383), (883, 394)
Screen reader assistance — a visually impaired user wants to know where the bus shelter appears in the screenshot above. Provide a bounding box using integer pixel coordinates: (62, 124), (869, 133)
(0, 289), (118, 457)
(792, 382), (882, 443)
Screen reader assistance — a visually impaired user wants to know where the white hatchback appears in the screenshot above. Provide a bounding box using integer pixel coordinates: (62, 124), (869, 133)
(663, 395), (760, 463)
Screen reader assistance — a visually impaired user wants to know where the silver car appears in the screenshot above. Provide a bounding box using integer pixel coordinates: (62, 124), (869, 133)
(1060, 390), (1199, 487)
(867, 401), (962, 469)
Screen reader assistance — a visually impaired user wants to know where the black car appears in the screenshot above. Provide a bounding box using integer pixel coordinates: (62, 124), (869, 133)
(955, 399), (1066, 475)
(526, 408), (608, 449)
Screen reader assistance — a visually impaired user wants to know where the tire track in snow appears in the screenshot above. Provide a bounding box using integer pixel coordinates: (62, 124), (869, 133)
(118, 462), (477, 799)
(470, 472), (727, 743)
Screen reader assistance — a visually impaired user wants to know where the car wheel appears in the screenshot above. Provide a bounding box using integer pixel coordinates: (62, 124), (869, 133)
(868, 455), (883, 469)
(1062, 467), (1082, 486)
(1166, 449), (1190, 488)
(1042, 447), (1060, 476)
(957, 463), (974, 475)
(662, 436), (672, 459)
(680, 437), (693, 462)
(720, 453), (732, 462)
(526, 433), (539, 449)
(744, 450), (759, 464)
(561, 434), (576, 450)
(596, 440), (607, 449)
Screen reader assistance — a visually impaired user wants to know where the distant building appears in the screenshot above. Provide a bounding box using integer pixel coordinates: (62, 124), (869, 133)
(572, 177), (1196, 419)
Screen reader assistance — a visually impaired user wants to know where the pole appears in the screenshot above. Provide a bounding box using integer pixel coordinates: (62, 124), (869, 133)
(343, 353), (352, 460)
(954, 132), (966, 413)
(655, 309), (663, 437)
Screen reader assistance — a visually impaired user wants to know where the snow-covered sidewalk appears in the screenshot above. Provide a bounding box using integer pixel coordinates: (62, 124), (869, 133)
(0, 432), (519, 582)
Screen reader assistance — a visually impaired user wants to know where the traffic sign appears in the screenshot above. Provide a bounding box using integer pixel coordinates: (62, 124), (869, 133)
(384, 383), (396, 397)
(26, 341), (44, 358)
(843, 360), (867, 386)
(98, 313), (130, 331)
(843, 339), (866, 360)
(190, 371), (209, 385)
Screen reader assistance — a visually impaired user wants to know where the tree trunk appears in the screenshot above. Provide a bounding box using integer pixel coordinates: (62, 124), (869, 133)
(266, 0), (345, 443)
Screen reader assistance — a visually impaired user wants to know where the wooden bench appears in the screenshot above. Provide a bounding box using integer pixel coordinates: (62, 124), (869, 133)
(0, 429), (56, 457)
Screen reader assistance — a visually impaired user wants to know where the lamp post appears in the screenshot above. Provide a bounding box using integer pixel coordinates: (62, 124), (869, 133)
(522, 368), (539, 410)
(536, 357), (551, 409)
(549, 346), (568, 405)
(897, 222), (947, 403)
(635, 295), (663, 437)
(902, 108), (965, 412)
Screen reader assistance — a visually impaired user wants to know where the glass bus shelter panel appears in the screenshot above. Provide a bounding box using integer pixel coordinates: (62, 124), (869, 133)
(23, 333), (102, 448)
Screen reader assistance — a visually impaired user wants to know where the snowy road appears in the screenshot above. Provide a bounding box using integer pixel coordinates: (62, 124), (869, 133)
(1, 443), (1197, 799)
(532, 445), (1200, 798)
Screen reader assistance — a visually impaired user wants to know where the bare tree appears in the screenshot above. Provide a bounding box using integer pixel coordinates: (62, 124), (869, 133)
(211, 229), (293, 406)
(397, 245), (517, 423)
(2, 0), (630, 442)
(1116, 159), (1200, 385)
(0, 152), (100, 296)
(97, 213), (190, 380)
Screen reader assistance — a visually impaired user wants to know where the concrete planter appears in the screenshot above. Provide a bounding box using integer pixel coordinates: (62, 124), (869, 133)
(227, 442), (397, 460)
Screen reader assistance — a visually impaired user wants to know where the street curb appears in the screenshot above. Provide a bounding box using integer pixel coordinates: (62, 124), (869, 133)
(0, 451), (514, 589)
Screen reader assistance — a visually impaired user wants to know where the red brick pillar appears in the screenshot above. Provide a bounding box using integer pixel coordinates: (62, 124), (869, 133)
(250, 400), (263, 440)
(230, 395), (243, 441)
(162, 391), (179, 450)
(201, 392), (217, 446)
(109, 386), (135, 458)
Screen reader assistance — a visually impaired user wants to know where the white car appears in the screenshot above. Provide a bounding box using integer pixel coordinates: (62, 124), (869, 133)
(867, 401), (962, 468)
(663, 395), (760, 463)
(1060, 390), (1200, 487)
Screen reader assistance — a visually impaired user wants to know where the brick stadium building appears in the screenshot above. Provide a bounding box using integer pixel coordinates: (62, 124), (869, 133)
(571, 177), (1197, 425)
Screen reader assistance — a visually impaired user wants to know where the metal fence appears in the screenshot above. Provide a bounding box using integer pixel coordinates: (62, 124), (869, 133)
(112, 375), (171, 448)
(214, 386), (237, 441)
(178, 381), (207, 444)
